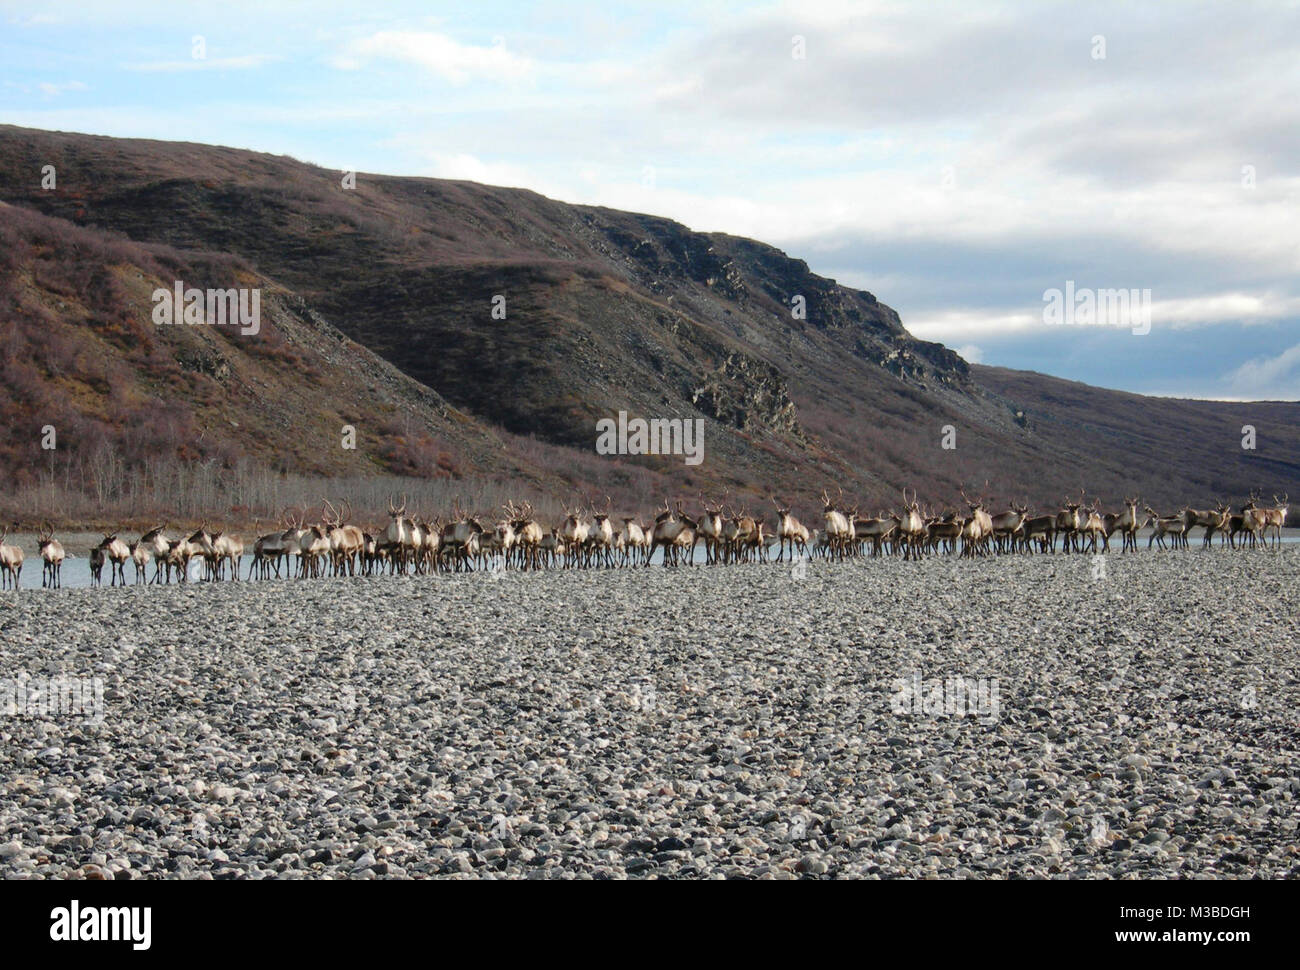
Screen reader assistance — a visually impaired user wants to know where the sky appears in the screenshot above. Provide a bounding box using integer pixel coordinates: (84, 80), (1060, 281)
(2, 0), (1299, 400)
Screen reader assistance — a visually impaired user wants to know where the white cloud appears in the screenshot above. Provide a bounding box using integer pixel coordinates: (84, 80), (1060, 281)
(907, 293), (1300, 343)
(908, 309), (1042, 341)
(36, 80), (87, 97)
(422, 152), (537, 189)
(1226, 342), (1300, 399)
(333, 31), (532, 85)
(1153, 293), (1300, 330)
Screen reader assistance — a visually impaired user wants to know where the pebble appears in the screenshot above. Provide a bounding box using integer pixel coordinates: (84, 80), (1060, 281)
(0, 550), (1295, 879)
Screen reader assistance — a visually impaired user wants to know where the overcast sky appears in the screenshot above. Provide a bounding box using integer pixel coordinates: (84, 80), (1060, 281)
(3, 0), (1298, 399)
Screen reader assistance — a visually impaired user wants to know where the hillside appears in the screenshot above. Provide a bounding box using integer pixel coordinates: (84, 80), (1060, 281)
(0, 203), (518, 478)
(1, 124), (1296, 521)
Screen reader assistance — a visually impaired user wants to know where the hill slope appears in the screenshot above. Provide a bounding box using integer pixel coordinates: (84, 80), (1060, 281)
(1, 124), (1296, 516)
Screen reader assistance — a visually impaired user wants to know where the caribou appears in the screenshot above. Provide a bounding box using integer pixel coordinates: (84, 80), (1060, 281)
(97, 532), (131, 586)
(182, 526), (217, 581)
(251, 516), (292, 580)
(37, 523), (65, 589)
(212, 531), (245, 580)
(507, 501), (544, 571)
(927, 510), (964, 556)
(746, 518), (772, 562)
(0, 526), (25, 590)
(957, 488), (994, 558)
(1183, 503), (1230, 550)
(291, 515), (330, 579)
(138, 525), (173, 583)
(323, 499), (365, 577)
(1265, 493), (1289, 550)
(588, 497), (617, 569)
(1052, 492), (1087, 554)
(1021, 514), (1056, 555)
(619, 517), (649, 567)
(1145, 507), (1188, 550)
(418, 515), (442, 573)
(820, 488), (854, 561)
(1233, 494), (1269, 550)
(17, 483), (1293, 591)
(165, 534), (193, 583)
(1079, 500), (1107, 554)
(989, 502), (1029, 555)
(852, 509), (892, 558)
(671, 504), (701, 566)
(379, 496), (411, 574)
(539, 528), (562, 568)
(89, 544), (106, 587)
(729, 507), (760, 564)
(441, 499), (485, 572)
(558, 502), (591, 569)
(897, 489), (927, 560)
(647, 501), (692, 567)
(698, 494), (726, 565)
(129, 539), (151, 584)
(1109, 497), (1141, 554)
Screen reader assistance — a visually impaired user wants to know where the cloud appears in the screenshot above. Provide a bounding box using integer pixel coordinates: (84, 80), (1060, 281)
(1226, 342), (1300, 399)
(332, 31), (532, 85)
(124, 55), (279, 73)
(907, 293), (1300, 341)
(420, 152), (538, 188)
(36, 80), (87, 97)
(654, 0), (1300, 137)
(953, 344), (984, 364)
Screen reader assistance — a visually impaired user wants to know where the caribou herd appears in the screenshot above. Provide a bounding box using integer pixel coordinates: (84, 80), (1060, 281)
(0, 489), (1290, 589)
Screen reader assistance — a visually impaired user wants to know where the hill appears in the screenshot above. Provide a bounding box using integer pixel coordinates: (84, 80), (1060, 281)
(1, 124), (1296, 524)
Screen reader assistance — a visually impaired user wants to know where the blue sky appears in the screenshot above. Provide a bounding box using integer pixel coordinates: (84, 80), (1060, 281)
(3, 0), (1299, 400)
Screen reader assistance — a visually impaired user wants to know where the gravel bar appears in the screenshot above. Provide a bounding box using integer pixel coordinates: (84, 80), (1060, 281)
(2, 548), (1297, 879)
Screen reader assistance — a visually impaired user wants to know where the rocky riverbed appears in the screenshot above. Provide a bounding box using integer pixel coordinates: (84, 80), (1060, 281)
(1, 548), (1297, 879)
